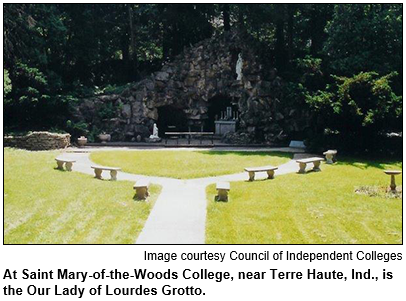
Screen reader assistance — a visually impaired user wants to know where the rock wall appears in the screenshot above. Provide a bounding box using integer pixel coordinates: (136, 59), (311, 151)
(73, 30), (307, 143)
(4, 132), (71, 150)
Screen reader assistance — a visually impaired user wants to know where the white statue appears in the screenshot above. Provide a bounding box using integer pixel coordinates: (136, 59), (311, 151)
(236, 53), (243, 80)
(149, 123), (159, 139)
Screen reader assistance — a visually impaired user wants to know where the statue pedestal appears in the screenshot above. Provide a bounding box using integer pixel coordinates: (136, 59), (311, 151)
(215, 120), (237, 136)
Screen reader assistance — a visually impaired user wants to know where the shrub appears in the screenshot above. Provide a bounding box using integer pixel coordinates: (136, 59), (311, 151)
(305, 71), (402, 154)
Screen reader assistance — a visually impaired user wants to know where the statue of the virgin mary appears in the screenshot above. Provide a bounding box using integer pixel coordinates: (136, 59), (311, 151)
(236, 53), (243, 80)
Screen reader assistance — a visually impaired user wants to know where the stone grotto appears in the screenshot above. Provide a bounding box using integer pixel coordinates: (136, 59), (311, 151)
(72, 29), (308, 144)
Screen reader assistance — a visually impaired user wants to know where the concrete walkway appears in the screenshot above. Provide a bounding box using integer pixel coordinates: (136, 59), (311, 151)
(136, 181), (207, 244)
(63, 148), (311, 244)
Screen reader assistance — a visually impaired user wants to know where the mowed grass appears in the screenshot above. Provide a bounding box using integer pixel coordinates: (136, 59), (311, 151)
(206, 158), (402, 244)
(4, 148), (161, 244)
(90, 150), (292, 179)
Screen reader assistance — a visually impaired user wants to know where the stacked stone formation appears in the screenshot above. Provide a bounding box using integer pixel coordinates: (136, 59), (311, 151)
(4, 132), (71, 150)
(73, 30), (308, 143)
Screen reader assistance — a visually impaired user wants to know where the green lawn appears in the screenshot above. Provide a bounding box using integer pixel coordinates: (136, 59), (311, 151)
(206, 158), (402, 244)
(4, 148), (161, 244)
(90, 150), (292, 179)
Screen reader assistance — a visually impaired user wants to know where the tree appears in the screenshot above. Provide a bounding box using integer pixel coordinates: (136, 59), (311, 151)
(323, 4), (402, 77)
(3, 3), (403, 155)
(4, 69), (12, 96)
(305, 71), (402, 152)
(222, 4), (230, 31)
(128, 4), (138, 80)
(159, 4), (214, 60)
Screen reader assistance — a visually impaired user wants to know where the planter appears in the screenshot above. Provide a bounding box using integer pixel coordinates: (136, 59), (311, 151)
(77, 136), (88, 147)
(98, 134), (111, 144)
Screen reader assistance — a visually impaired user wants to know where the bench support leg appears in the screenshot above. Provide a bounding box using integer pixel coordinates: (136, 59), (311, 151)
(313, 161), (321, 172)
(217, 189), (229, 202)
(298, 163), (307, 174)
(248, 171), (255, 181)
(267, 170), (275, 179)
(94, 169), (103, 179)
(56, 161), (64, 170)
(325, 154), (334, 164)
(110, 170), (118, 181)
(390, 175), (397, 192)
(65, 162), (73, 172)
(136, 187), (149, 200)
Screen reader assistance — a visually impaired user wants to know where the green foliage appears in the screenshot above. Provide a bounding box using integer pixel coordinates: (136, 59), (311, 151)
(4, 69), (12, 95)
(296, 55), (322, 72)
(87, 126), (103, 143)
(307, 72), (402, 123)
(66, 120), (88, 138)
(323, 4), (402, 77)
(98, 102), (117, 120)
(3, 4), (403, 155)
(65, 119), (104, 143)
(305, 71), (402, 153)
(8, 63), (48, 107)
(102, 83), (133, 95)
(282, 82), (308, 107)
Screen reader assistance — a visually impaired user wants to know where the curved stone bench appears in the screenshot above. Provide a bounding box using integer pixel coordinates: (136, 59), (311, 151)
(91, 165), (121, 181)
(296, 157), (324, 174)
(55, 157), (76, 171)
(244, 165), (278, 181)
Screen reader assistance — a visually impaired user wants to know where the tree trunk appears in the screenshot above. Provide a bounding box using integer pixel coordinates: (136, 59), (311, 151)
(223, 4), (231, 31)
(128, 5), (138, 80)
(238, 5), (244, 28)
(275, 18), (286, 71)
(121, 31), (130, 82)
(121, 33), (129, 63)
(287, 5), (294, 62)
(309, 5), (321, 55)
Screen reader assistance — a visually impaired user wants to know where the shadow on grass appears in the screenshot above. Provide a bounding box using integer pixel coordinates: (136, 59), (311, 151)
(335, 156), (403, 170)
(244, 178), (270, 182)
(214, 195), (229, 202)
(296, 168), (323, 175)
(133, 194), (148, 202)
(53, 167), (67, 172)
(197, 151), (293, 159)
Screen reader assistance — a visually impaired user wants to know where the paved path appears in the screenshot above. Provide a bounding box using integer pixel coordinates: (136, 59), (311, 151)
(136, 181), (207, 244)
(63, 148), (312, 244)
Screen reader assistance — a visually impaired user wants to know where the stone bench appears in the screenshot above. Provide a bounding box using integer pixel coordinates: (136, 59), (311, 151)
(323, 150), (337, 164)
(55, 157), (76, 171)
(296, 157), (324, 174)
(91, 165), (121, 180)
(133, 179), (150, 200)
(216, 182), (230, 201)
(244, 165), (278, 181)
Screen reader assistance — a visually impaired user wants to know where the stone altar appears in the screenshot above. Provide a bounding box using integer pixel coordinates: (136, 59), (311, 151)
(215, 106), (238, 135)
(215, 120), (237, 135)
